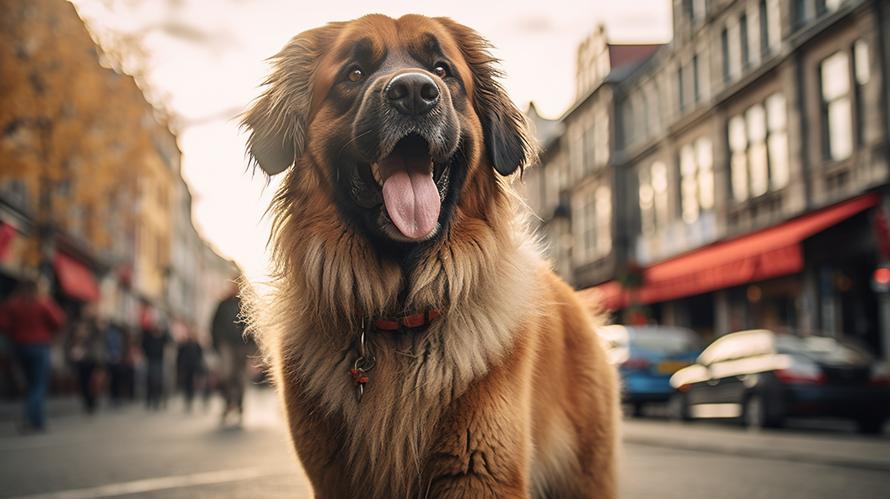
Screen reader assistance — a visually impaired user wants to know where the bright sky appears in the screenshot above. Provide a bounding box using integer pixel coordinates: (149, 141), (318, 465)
(70, 0), (671, 284)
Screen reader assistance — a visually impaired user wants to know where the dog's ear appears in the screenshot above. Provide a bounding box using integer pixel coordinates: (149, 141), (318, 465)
(241, 23), (343, 176)
(435, 18), (536, 176)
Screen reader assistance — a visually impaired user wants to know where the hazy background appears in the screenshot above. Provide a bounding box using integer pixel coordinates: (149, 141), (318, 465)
(70, 0), (672, 284)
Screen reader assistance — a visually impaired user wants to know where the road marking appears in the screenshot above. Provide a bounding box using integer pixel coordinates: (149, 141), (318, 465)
(10, 467), (288, 499)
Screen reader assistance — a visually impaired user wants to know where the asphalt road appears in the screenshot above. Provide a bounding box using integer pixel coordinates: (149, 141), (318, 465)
(1, 390), (888, 499)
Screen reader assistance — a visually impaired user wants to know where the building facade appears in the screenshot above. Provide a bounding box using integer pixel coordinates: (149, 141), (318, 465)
(524, 0), (890, 358)
(0, 0), (233, 339)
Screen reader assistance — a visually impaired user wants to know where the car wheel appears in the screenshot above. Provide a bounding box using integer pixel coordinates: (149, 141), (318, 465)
(856, 417), (885, 435)
(744, 394), (765, 430)
(669, 393), (690, 422)
(744, 393), (784, 429)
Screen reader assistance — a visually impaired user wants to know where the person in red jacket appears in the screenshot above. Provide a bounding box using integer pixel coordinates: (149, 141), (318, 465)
(0, 277), (66, 432)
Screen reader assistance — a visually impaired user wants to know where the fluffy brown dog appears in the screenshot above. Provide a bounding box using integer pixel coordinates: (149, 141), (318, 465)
(242, 14), (618, 498)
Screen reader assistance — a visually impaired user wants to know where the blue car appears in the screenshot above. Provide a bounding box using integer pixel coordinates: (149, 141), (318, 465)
(598, 325), (702, 417)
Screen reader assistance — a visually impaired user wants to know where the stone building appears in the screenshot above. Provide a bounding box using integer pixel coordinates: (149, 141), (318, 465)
(524, 0), (890, 357)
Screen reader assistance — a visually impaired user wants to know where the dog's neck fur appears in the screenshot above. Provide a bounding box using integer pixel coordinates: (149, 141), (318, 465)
(249, 162), (543, 497)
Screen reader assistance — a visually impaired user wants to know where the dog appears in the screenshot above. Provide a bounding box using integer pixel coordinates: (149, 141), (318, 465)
(242, 14), (618, 498)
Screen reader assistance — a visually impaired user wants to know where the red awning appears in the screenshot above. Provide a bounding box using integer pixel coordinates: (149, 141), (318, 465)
(54, 253), (100, 302)
(576, 194), (878, 309)
(637, 194), (878, 304)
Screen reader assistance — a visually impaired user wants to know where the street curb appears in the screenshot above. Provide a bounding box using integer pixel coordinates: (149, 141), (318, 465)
(623, 434), (890, 473)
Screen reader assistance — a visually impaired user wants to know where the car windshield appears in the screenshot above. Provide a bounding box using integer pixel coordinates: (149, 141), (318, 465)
(631, 328), (700, 355)
(775, 335), (873, 365)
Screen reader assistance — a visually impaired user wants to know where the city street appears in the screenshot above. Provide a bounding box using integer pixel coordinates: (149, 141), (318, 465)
(1, 390), (888, 499)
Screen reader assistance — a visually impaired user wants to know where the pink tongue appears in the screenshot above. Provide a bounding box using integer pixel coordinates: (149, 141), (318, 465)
(382, 169), (440, 240)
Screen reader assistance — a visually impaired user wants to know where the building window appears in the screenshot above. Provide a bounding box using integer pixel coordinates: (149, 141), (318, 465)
(595, 110), (610, 166)
(766, 94), (790, 190)
(728, 20), (742, 80)
(640, 91), (650, 139)
(746, 104), (769, 197)
(677, 65), (686, 111)
(793, 0), (808, 28)
(696, 138), (715, 212)
(639, 161), (670, 236)
(820, 51), (852, 161)
(692, 54), (701, 102)
(795, 0), (840, 29)
(684, 0), (706, 22)
(853, 39), (870, 146)
(767, 0), (782, 51)
(739, 14), (750, 69)
(729, 115), (749, 201)
(721, 28), (730, 83)
(759, 0), (769, 56)
(645, 82), (660, 132)
(679, 138), (714, 224)
(682, 0), (706, 23)
(573, 184), (612, 263)
(595, 186), (612, 256)
(728, 93), (790, 201)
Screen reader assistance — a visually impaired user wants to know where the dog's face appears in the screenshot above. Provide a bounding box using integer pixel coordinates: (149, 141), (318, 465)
(243, 15), (532, 251)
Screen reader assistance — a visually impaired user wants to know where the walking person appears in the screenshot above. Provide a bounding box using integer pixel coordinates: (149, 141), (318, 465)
(141, 314), (170, 411)
(104, 321), (127, 406)
(0, 276), (66, 432)
(211, 281), (253, 426)
(176, 328), (204, 413)
(66, 308), (105, 414)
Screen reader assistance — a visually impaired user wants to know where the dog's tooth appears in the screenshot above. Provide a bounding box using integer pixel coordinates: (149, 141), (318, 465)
(371, 163), (382, 185)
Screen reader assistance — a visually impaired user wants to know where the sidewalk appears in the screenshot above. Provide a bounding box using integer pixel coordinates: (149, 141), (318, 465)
(0, 396), (81, 424)
(622, 419), (890, 472)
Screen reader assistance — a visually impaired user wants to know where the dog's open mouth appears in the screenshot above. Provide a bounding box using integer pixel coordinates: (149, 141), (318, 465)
(365, 133), (449, 241)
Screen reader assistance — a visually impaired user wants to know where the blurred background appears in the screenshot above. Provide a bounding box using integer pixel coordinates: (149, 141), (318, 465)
(1, 0), (889, 498)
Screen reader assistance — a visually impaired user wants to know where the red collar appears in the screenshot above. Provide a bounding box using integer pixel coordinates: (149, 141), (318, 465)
(372, 308), (442, 332)
(350, 308), (443, 402)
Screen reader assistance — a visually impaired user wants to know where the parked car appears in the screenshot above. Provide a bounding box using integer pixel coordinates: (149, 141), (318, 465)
(598, 325), (702, 416)
(669, 329), (890, 433)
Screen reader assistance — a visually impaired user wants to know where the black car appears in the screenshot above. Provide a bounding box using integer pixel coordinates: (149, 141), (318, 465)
(669, 329), (890, 433)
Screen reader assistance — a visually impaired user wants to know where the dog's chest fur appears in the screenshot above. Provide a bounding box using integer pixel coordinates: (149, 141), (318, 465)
(269, 230), (541, 497)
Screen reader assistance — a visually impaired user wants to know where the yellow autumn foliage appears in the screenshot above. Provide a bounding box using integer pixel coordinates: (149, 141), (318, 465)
(0, 0), (176, 270)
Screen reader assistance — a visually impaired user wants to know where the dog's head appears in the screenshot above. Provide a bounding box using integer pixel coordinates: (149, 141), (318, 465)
(242, 14), (532, 250)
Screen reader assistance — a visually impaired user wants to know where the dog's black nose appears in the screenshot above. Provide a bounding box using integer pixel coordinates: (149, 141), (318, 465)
(385, 73), (440, 116)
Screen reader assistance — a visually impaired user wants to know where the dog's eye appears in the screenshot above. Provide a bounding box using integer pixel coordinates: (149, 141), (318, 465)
(433, 63), (450, 79)
(347, 66), (365, 82)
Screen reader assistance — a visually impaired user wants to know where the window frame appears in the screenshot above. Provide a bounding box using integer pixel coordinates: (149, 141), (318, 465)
(728, 92), (790, 201)
(819, 50), (853, 162)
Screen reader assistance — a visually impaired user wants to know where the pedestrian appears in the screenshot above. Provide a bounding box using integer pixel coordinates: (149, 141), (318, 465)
(104, 321), (127, 406)
(141, 314), (170, 411)
(176, 328), (204, 412)
(65, 307), (105, 414)
(211, 280), (253, 426)
(0, 276), (66, 432)
(121, 326), (138, 400)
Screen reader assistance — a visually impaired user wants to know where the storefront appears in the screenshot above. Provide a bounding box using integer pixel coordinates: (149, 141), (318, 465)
(583, 193), (887, 356)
